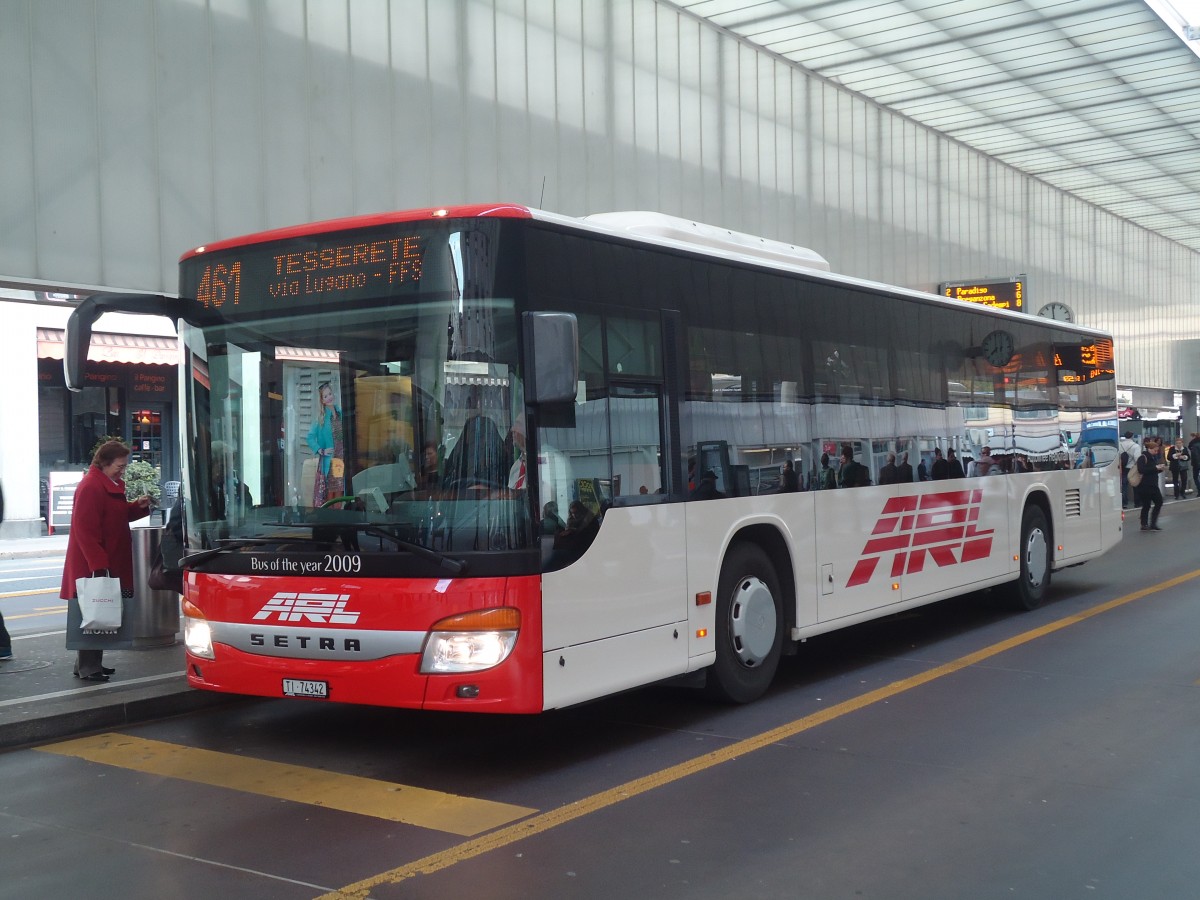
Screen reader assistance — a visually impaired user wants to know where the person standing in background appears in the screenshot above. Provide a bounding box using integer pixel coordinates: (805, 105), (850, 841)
(59, 441), (153, 681)
(946, 448), (965, 479)
(1188, 433), (1200, 497)
(1135, 436), (1165, 532)
(877, 452), (899, 485)
(930, 447), (948, 480)
(815, 453), (836, 490)
(1119, 431), (1140, 509)
(838, 444), (870, 488)
(975, 446), (995, 476)
(1167, 436), (1190, 499)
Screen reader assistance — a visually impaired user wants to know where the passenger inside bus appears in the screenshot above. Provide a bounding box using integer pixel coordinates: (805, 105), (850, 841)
(689, 469), (726, 500)
(779, 460), (800, 492)
(541, 501), (565, 535)
(549, 500), (600, 566)
(210, 440), (252, 520)
(442, 412), (508, 494)
(418, 441), (440, 492)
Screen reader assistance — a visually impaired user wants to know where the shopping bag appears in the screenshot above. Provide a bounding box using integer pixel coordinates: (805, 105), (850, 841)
(75, 575), (123, 629)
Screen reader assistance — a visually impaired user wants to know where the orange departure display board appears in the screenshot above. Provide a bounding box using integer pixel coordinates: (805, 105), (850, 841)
(938, 277), (1025, 312)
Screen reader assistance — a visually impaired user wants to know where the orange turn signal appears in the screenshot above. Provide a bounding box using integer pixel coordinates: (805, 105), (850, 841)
(430, 607), (521, 632)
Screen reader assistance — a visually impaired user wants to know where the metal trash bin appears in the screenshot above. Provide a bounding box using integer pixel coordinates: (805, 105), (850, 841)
(130, 525), (181, 648)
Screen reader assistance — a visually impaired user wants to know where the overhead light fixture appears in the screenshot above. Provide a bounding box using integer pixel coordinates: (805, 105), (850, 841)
(1145, 0), (1200, 54)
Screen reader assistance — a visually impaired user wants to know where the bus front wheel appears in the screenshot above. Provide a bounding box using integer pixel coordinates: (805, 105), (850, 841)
(1011, 504), (1051, 611)
(705, 543), (783, 704)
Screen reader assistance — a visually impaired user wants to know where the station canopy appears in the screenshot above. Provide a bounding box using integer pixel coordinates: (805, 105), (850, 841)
(680, 0), (1200, 252)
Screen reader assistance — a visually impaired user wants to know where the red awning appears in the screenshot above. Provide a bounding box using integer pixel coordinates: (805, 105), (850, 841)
(37, 327), (178, 366)
(275, 346), (341, 363)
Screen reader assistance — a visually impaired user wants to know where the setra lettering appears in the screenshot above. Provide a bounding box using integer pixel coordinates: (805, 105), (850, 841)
(249, 633), (363, 652)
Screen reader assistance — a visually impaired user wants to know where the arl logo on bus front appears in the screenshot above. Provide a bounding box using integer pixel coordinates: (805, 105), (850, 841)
(848, 490), (993, 587)
(253, 593), (361, 624)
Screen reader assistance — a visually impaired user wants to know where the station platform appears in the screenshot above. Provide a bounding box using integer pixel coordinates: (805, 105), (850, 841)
(0, 534), (235, 750)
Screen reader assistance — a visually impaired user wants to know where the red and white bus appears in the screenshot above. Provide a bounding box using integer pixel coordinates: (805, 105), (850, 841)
(65, 203), (1124, 711)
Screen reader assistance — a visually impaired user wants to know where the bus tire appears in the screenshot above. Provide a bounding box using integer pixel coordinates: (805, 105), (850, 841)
(1011, 503), (1051, 611)
(704, 543), (784, 704)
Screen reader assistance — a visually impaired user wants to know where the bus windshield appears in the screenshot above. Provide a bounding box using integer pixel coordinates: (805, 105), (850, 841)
(180, 281), (532, 563)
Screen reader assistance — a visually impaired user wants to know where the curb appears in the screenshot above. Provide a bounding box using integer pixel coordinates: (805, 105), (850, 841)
(0, 546), (68, 561)
(0, 687), (242, 751)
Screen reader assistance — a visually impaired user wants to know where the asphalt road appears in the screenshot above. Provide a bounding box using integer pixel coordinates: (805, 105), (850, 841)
(0, 556), (66, 636)
(1, 505), (1198, 899)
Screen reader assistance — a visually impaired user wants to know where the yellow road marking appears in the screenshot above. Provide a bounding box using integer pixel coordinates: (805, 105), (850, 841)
(39, 734), (536, 836)
(318, 568), (1200, 899)
(9, 606), (66, 621)
(0, 588), (60, 600)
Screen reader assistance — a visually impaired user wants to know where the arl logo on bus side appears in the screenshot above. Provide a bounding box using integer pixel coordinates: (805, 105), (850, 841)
(847, 490), (993, 588)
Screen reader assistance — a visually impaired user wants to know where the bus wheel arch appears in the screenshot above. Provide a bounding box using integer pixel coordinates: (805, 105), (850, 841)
(1010, 496), (1052, 611)
(704, 531), (790, 704)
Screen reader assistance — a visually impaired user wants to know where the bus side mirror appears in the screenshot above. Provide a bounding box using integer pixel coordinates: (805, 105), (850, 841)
(525, 312), (578, 405)
(64, 297), (101, 392)
(65, 292), (194, 391)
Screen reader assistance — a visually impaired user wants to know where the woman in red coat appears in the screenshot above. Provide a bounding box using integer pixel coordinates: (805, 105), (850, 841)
(59, 441), (153, 681)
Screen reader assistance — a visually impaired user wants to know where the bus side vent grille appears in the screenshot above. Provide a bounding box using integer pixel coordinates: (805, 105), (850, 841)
(1065, 489), (1081, 517)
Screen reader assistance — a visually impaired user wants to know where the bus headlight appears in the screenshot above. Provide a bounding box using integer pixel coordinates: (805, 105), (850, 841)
(183, 599), (215, 660)
(420, 608), (520, 673)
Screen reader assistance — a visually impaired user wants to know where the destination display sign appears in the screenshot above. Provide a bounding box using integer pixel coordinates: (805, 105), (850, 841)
(939, 277), (1025, 312)
(178, 226), (441, 316)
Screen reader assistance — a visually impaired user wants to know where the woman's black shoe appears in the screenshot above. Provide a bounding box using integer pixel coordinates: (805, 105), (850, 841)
(101, 667), (116, 675)
(79, 673), (110, 683)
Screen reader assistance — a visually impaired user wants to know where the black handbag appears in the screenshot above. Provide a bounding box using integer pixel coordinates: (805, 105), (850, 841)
(147, 546), (184, 594)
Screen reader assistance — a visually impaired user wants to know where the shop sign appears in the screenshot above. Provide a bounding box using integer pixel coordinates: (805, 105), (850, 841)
(48, 470), (84, 534)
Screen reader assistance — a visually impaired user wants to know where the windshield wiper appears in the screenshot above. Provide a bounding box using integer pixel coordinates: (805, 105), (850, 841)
(184, 538), (295, 568)
(357, 525), (468, 575)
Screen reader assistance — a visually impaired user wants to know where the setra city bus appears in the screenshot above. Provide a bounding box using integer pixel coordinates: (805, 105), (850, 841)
(65, 203), (1124, 711)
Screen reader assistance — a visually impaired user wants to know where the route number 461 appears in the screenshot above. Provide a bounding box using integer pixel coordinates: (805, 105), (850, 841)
(196, 262), (242, 308)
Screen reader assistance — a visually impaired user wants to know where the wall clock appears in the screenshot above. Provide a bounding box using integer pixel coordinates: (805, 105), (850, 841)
(1037, 302), (1074, 322)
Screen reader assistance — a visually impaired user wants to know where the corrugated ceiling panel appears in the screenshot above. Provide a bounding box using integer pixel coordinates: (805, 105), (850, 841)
(677, 0), (1200, 251)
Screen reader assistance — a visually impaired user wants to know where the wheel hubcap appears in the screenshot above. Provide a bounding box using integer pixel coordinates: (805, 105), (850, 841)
(1025, 526), (1048, 588)
(729, 576), (777, 667)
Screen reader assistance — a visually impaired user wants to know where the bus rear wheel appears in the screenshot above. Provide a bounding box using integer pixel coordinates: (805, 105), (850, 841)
(704, 543), (783, 704)
(1011, 504), (1051, 611)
